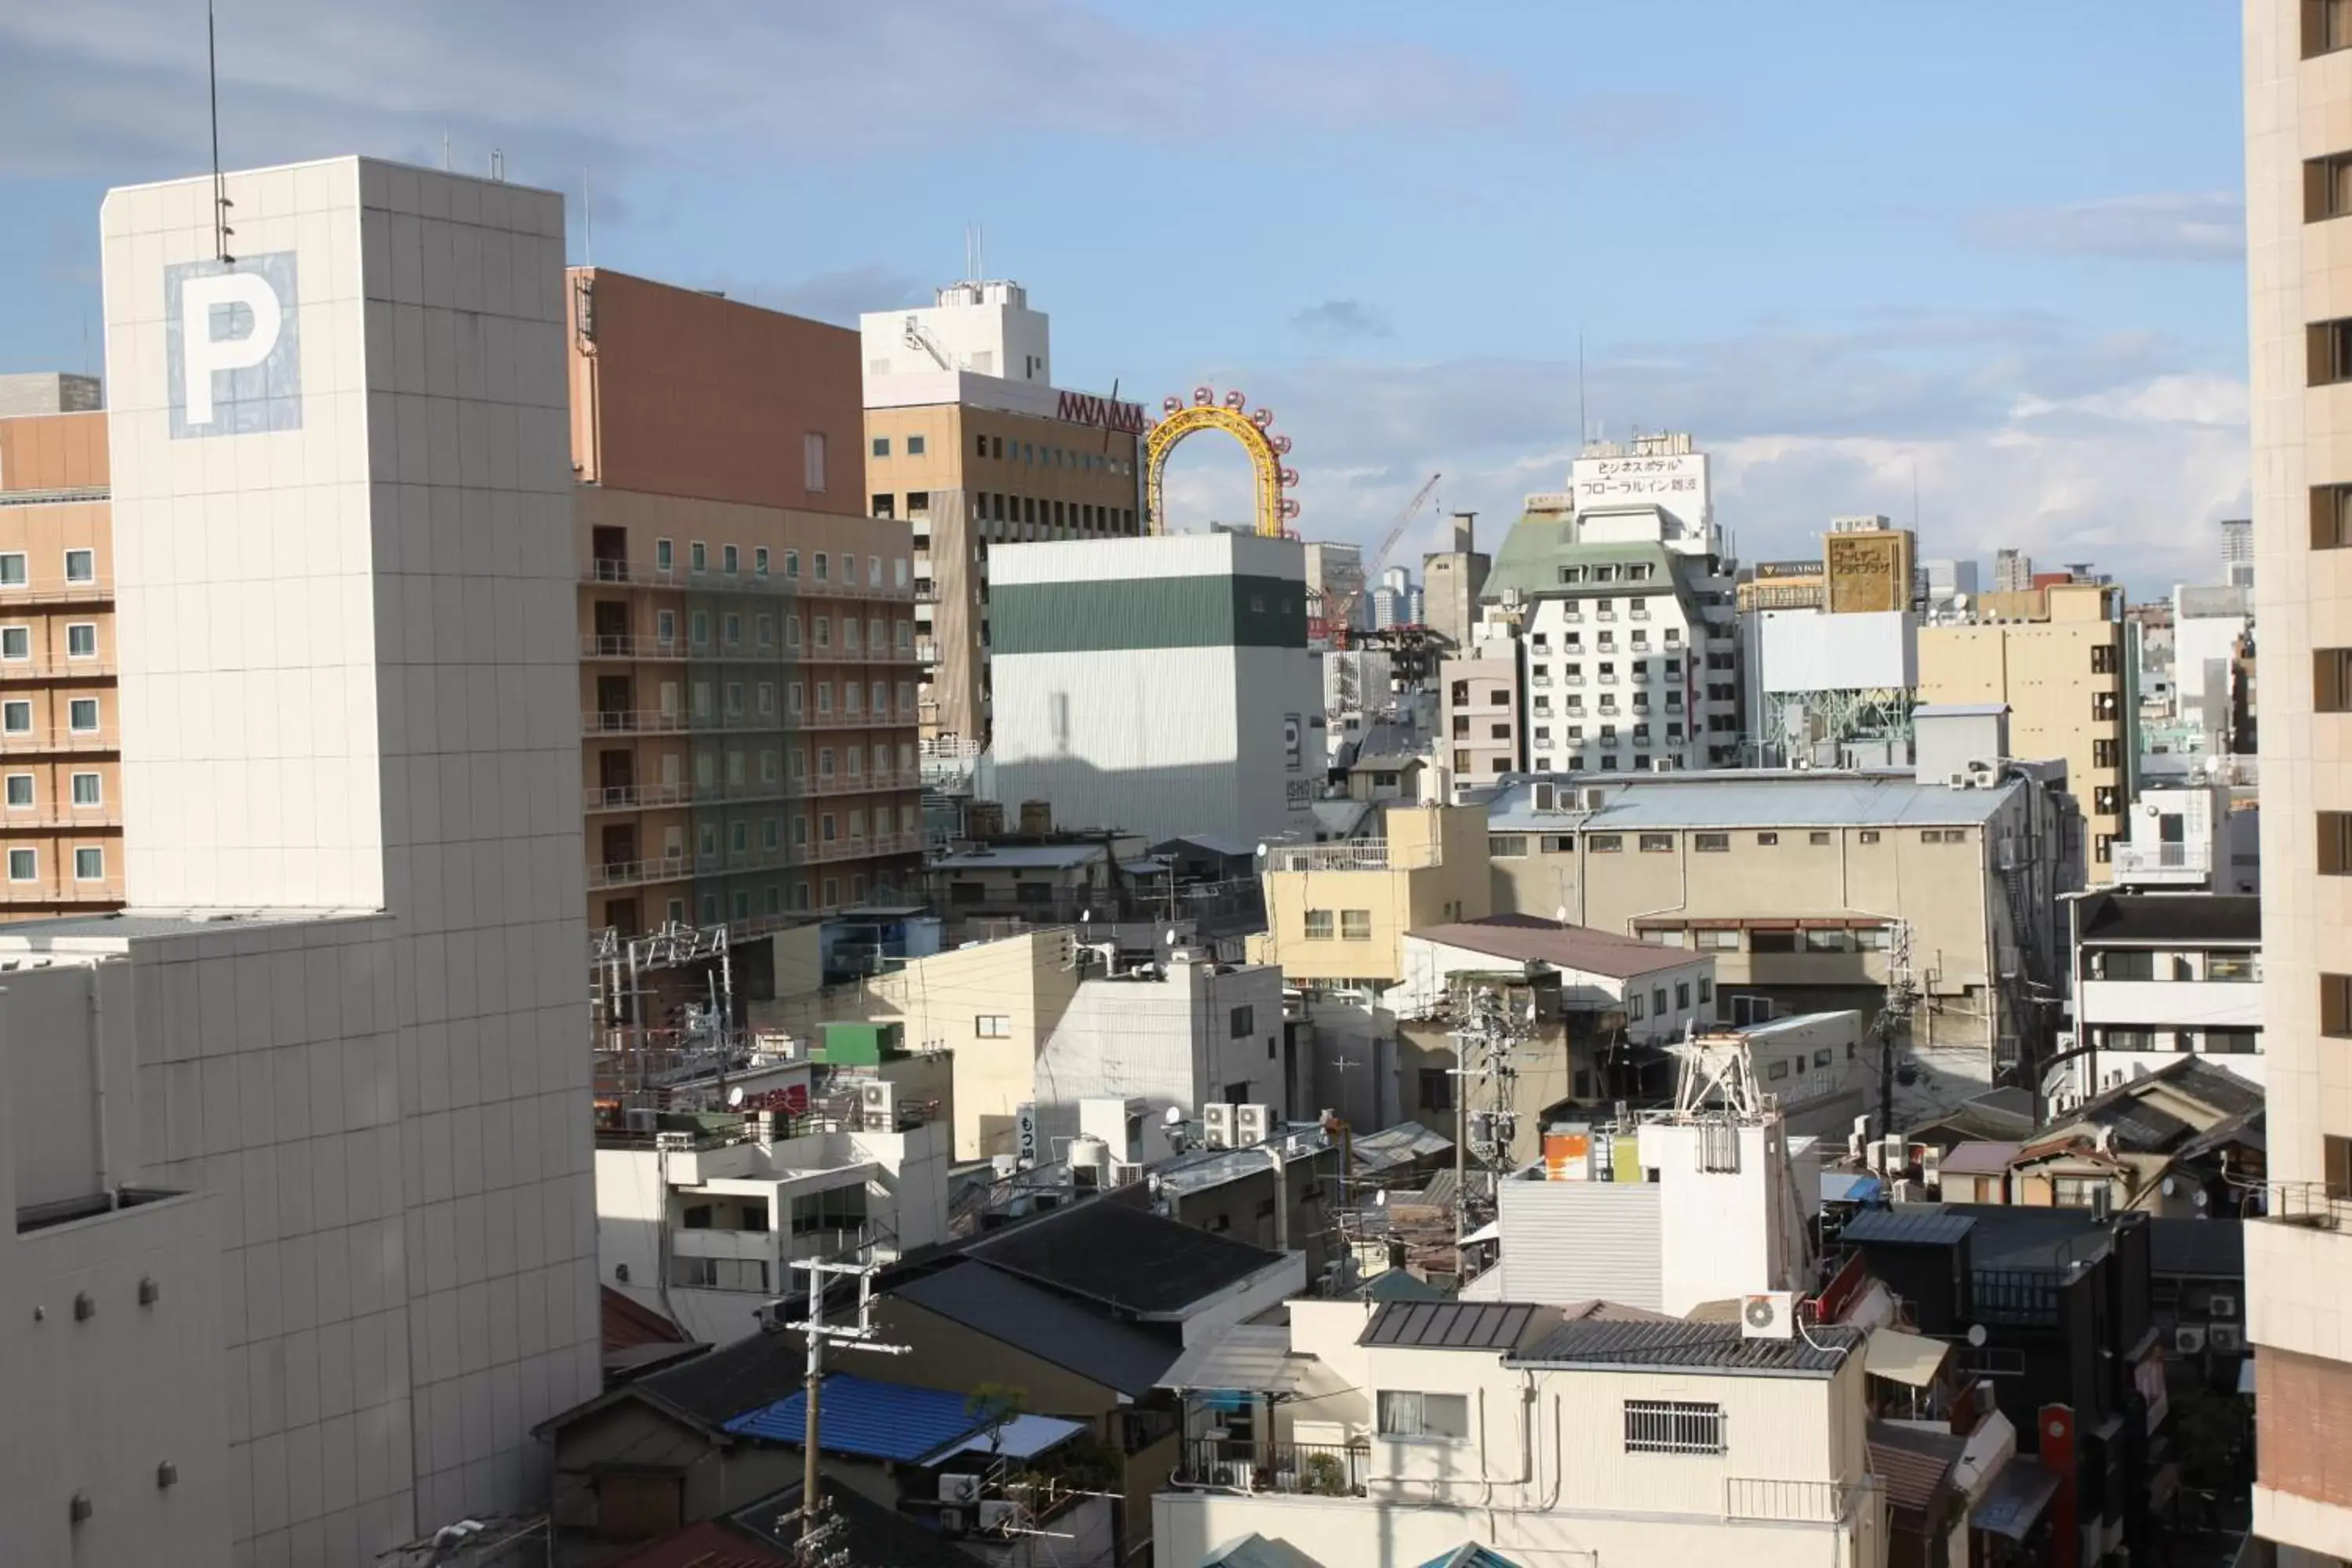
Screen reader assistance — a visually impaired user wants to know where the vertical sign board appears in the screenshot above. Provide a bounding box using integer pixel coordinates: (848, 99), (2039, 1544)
(1016, 1101), (1039, 1166)
(165, 253), (303, 438)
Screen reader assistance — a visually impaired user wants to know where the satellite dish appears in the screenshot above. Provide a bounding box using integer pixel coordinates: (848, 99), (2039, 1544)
(727, 1086), (745, 1109)
(1951, 594), (1969, 611)
(2194, 1189), (2209, 1209)
(2161, 1175), (2176, 1196)
(1965, 1324), (1988, 1348)
(1554, 906), (1570, 927)
(1256, 842), (1269, 858)
(1165, 929), (1181, 947)
(1163, 1105), (1186, 1127)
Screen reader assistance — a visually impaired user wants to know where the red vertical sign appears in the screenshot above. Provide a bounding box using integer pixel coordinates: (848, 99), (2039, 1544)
(2038, 1403), (2078, 1568)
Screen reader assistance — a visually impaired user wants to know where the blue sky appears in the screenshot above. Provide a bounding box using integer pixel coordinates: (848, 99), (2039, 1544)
(0, 0), (2249, 590)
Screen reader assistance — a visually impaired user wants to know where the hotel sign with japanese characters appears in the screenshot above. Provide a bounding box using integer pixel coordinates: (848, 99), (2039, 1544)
(1570, 452), (1706, 512)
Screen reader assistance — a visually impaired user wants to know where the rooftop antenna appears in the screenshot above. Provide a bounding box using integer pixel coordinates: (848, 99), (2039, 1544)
(441, 130), (451, 172)
(1911, 458), (1920, 532)
(582, 168), (593, 266)
(1577, 332), (1587, 447)
(206, 0), (234, 263)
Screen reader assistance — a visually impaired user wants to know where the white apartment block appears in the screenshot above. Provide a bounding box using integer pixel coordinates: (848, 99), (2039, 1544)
(2065, 890), (2263, 1096)
(594, 1100), (950, 1346)
(1152, 1298), (1882, 1568)
(0, 157), (598, 1566)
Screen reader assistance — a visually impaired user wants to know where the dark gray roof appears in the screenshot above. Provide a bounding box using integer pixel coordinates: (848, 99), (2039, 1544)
(1363, 1301), (1545, 1351)
(965, 1200), (1287, 1316)
(889, 1261), (1181, 1398)
(2074, 891), (2259, 946)
(1839, 1208), (1979, 1249)
(635, 1323), (811, 1429)
(2148, 1218), (2245, 1279)
(1511, 1318), (1862, 1376)
(1940, 1204), (2118, 1271)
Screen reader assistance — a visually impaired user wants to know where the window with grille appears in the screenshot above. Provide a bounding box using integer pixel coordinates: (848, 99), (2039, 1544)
(1489, 834), (1530, 858)
(1639, 833), (1674, 853)
(1341, 909), (1373, 941)
(1304, 909), (1334, 940)
(1624, 1400), (1724, 1454)
(1694, 833), (1730, 852)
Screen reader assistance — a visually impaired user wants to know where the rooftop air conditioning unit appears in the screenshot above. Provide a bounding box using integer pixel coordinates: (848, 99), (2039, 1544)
(1203, 1103), (1236, 1149)
(2173, 1325), (2207, 1355)
(938, 1474), (982, 1505)
(1235, 1104), (1273, 1146)
(1213, 1460), (1257, 1490)
(1947, 771), (1972, 790)
(1740, 1290), (1796, 1341)
(860, 1078), (897, 1126)
(2209, 1294), (2238, 1319)
(938, 1505), (971, 1537)
(1920, 1145), (1943, 1190)
(978, 1500), (1027, 1533)
(1652, 757), (1677, 772)
(2209, 1324), (2244, 1354)
(1582, 787), (1610, 811)
(623, 1109), (658, 1134)
(654, 1131), (695, 1152)
(1108, 1160), (1144, 1189)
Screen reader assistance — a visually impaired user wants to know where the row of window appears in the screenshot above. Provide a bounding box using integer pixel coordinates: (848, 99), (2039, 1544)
(676, 678), (916, 723)
(675, 741), (918, 785)
(1624, 977), (1709, 1022)
(1489, 828), (1968, 856)
(2, 695), (103, 737)
(661, 869), (898, 931)
(1553, 564), (1660, 586)
(968, 432), (1134, 477)
(1638, 925), (1893, 955)
(0, 550), (99, 589)
(1301, 909), (1375, 941)
(5, 845), (107, 882)
(667, 804), (916, 859)
(1531, 626), (1683, 650)
(649, 539), (909, 590)
(870, 434), (928, 459)
(932, 492), (1138, 535)
(2086, 949), (2259, 982)
(2093, 1026), (2261, 1056)
(0, 622), (100, 662)
(5, 772), (105, 808)
(1530, 656), (1685, 678)
(637, 608), (915, 655)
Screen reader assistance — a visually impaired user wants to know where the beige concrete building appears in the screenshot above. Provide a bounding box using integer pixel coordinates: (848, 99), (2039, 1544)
(1439, 633), (1523, 782)
(1918, 582), (2133, 880)
(1255, 803), (1494, 990)
(2244, 3), (2352, 1559)
(0, 402), (122, 918)
(1478, 746), (2075, 1098)
(858, 281), (1144, 746)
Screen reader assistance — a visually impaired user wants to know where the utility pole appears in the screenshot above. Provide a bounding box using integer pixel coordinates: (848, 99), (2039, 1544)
(787, 1258), (907, 1567)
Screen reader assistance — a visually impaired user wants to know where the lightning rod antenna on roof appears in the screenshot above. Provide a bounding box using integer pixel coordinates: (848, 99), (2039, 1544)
(207, 0), (234, 263)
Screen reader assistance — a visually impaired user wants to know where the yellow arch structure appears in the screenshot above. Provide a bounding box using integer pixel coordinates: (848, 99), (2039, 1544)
(1144, 395), (1297, 537)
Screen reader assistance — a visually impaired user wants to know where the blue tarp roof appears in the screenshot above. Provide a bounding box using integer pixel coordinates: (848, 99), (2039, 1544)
(1822, 1171), (1884, 1204)
(724, 1374), (1000, 1464)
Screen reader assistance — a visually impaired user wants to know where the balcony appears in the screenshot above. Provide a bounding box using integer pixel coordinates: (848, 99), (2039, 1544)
(799, 710), (913, 731)
(584, 709), (688, 735)
(1171, 1439), (1368, 1497)
(0, 661), (116, 682)
(1562, 608), (1583, 622)
(587, 854), (691, 890)
(1630, 607), (1651, 621)
(2111, 840), (2213, 884)
(579, 634), (686, 660)
(581, 560), (913, 603)
(2, 728), (120, 753)
(1724, 1477), (1866, 1524)
(1596, 609), (1617, 622)
(583, 782), (692, 813)
(1267, 838), (1439, 873)
(0, 577), (112, 606)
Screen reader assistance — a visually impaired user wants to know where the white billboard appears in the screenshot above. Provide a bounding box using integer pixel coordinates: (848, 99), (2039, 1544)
(1571, 450), (1709, 521)
(1759, 610), (1917, 695)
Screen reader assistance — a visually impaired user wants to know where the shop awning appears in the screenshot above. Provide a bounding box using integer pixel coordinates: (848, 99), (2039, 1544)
(1971, 1457), (2061, 1541)
(1864, 1327), (1952, 1388)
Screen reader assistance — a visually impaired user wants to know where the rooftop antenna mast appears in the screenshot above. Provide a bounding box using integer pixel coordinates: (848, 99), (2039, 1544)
(207, 0), (234, 263)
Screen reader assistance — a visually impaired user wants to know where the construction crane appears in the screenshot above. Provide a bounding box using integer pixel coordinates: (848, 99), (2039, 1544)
(1324, 471), (1441, 649)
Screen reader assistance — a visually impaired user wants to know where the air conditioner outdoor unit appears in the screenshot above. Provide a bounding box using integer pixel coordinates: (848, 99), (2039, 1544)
(938, 1505), (971, 1537)
(2209, 1294), (2238, 1319)
(624, 1109), (658, 1134)
(2173, 1325), (2207, 1355)
(654, 1131), (695, 1152)
(1203, 1103), (1236, 1149)
(1108, 1160), (1143, 1189)
(1582, 787), (1610, 811)
(860, 1078), (897, 1125)
(938, 1474), (982, 1505)
(2209, 1324), (2244, 1354)
(1920, 1146), (1943, 1189)
(978, 1500), (1027, 1533)
(1740, 1290), (1796, 1341)
(1213, 1460), (1257, 1490)
(1947, 771), (1971, 790)
(1235, 1104), (1273, 1146)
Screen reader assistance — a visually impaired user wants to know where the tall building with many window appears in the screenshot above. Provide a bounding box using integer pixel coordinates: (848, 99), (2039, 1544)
(2245, 4), (2352, 1560)
(858, 281), (1144, 747)
(0, 397), (120, 916)
(571, 270), (923, 935)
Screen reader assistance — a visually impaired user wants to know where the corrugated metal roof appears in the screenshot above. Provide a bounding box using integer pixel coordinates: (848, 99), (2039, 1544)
(931, 1411), (1090, 1462)
(722, 1374), (989, 1463)
(1362, 1301), (1545, 1351)
(1510, 1318), (1862, 1375)
(2148, 1218), (2245, 1278)
(1936, 1141), (2024, 1177)
(1864, 1327), (1951, 1388)
(2074, 891), (2259, 945)
(1408, 914), (1700, 979)
(1157, 1324), (1311, 1394)
(931, 844), (1107, 870)
(1820, 1172), (1884, 1203)
(1483, 771), (2016, 832)
(1838, 1208), (1979, 1248)
(966, 1200), (1288, 1316)
(1868, 1421), (1965, 1516)
(889, 1262), (1179, 1397)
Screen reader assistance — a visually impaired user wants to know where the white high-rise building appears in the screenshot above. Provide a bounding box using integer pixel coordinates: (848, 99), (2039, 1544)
(987, 532), (1322, 844)
(0, 157), (598, 1567)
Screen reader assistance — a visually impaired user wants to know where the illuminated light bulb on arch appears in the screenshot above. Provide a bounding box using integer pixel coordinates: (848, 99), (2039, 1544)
(1192, 386), (1214, 406)
(1250, 407), (1275, 429)
(1223, 390), (1248, 410)
(1279, 469), (1300, 487)
(1162, 396), (1183, 415)
(1272, 435), (1293, 455)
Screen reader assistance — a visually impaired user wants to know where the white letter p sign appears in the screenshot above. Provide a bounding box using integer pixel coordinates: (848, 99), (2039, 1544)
(180, 272), (281, 427)
(165, 252), (301, 439)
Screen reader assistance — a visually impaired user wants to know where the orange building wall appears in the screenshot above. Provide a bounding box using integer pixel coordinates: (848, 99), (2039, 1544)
(568, 268), (867, 516)
(0, 411), (109, 494)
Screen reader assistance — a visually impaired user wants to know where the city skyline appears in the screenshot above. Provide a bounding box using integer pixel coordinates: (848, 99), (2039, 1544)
(0, 0), (2247, 594)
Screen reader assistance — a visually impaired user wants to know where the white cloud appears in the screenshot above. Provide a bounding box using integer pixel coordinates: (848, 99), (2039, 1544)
(1966, 192), (2244, 263)
(1148, 318), (2249, 597)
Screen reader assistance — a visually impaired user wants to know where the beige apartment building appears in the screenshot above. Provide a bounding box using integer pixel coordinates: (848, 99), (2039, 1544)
(2244, 3), (2352, 1559)
(1918, 581), (2133, 880)
(1439, 634), (1524, 782)
(0, 399), (122, 918)
(571, 270), (922, 936)
(860, 279), (1145, 746)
